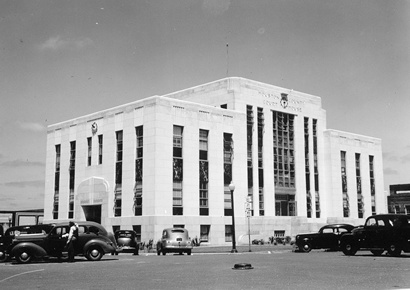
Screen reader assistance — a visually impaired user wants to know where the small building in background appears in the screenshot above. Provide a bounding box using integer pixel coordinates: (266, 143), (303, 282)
(388, 184), (410, 214)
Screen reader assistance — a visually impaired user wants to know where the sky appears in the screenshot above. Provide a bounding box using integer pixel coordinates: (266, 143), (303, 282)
(0, 0), (409, 211)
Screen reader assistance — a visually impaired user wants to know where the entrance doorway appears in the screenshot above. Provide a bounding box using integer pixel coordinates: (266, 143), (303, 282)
(82, 205), (101, 224)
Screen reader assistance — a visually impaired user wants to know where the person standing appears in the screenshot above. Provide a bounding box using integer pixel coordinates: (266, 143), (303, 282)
(63, 221), (79, 262)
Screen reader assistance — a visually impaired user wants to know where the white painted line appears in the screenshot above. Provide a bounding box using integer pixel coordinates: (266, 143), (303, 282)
(0, 269), (44, 283)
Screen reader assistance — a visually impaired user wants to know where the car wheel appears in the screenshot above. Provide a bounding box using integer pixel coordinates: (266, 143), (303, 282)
(86, 246), (103, 261)
(387, 243), (402, 257)
(302, 243), (312, 253)
(162, 250), (167, 255)
(341, 241), (358, 256)
(15, 249), (33, 264)
(0, 251), (8, 263)
(187, 250), (191, 255)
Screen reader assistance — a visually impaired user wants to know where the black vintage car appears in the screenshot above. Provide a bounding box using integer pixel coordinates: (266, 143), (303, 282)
(1, 221), (119, 263)
(294, 224), (355, 252)
(340, 214), (410, 257)
(114, 230), (139, 255)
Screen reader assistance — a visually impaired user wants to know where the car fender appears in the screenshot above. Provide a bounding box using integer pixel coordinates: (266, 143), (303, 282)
(83, 239), (113, 254)
(11, 242), (47, 258)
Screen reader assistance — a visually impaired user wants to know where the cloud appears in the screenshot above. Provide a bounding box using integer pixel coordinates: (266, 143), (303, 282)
(202, 0), (231, 16)
(401, 153), (410, 163)
(0, 159), (45, 168)
(39, 35), (93, 51)
(3, 180), (44, 188)
(17, 121), (45, 132)
(384, 167), (398, 175)
(383, 151), (398, 162)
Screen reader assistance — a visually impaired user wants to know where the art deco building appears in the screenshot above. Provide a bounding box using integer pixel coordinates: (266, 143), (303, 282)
(44, 77), (385, 245)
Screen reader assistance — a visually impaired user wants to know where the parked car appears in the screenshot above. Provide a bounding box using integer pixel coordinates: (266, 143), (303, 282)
(340, 214), (410, 257)
(294, 224), (355, 252)
(114, 230), (139, 255)
(156, 228), (193, 255)
(0, 224), (54, 262)
(2, 221), (119, 263)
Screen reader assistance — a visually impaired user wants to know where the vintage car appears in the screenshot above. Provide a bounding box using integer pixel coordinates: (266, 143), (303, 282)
(114, 230), (139, 255)
(156, 228), (193, 255)
(294, 224), (355, 252)
(2, 221), (119, 263)
(340, 214), (410, 257)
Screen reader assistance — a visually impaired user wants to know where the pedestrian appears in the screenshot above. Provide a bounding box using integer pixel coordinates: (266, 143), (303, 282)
(63, 221), (79, 262)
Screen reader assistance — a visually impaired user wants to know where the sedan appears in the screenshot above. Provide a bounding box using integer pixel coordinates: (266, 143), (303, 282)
(115, 230), (139, 255)
(294, 224), (355, 253)
(156, 228), (193, 255)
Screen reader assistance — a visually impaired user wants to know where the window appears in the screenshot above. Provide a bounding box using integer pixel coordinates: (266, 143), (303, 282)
(134, 126), (143, 216)
(199, 129), (209, 216)
(53, 144), (61, 219)
(98, 134), (103, 164)
(200, 225), (210, 242)
(246, 106), (254, 216)
(69, 141), (76, 219)
(341, 151), (349, 217)
(369, 155), (376, 215)
(257, 107), (264, 215)
(87, 137), (92, 166)
(224, 133), (233, 216)
(272, 111), (296, 217)
(304, 117), (312, 218)
(225, 225), (232, 242)
(173, 126), (184, 215)
(133, 225), (141, 243)
(114, 131), (123, 217)
(356, 153), (364, 218)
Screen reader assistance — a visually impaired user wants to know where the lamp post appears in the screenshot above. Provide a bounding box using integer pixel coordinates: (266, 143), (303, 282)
(229, 181), (237, 253)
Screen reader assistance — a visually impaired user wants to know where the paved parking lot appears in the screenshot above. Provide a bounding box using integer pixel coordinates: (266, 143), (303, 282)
(1, 247), (410, 290)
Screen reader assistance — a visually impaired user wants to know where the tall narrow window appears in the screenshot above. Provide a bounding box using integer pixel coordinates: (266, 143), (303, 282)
(272, 111), (296, 216)
(199, 129), (209, 216)
(98, 134), (103, 164)
(246, 105), (254, 216)
(224, 133), (233, 216)
(53, 144), (61, 219)
(87, 137), (92, 166)
(134, 126), (143, 216)
(114, 131), (123, 217)
(304, 117), (312, 218)
(69, 141), (76, 219)
(173, 126), (183, 215)
(200, 225), (210, 242)
(313, 119), (320, 218)
(369, 155), (376, 215)
(133, 225), (141, 243)
(341, 151), (349, 217)
(225, 225), (232, 242)
(257, 107), (264, 216)
(356, 153), (364, 218)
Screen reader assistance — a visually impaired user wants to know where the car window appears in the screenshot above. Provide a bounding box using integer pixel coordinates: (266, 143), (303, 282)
(50, 226), (69, 236)
(366, 218), (377, 227)
(322, 228), (333, 234)
(78, 226), (86, 234)
(89, 226), (100, 235)
(377, 219), (386, 227)
(162, 231), (168, 238)
(339, 228), (348, 233)
(118, 232), (132, 238)
(171, 229), (185, 234)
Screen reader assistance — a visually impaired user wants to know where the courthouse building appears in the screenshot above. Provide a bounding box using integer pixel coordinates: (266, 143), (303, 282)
(44, 77), (385, 245)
